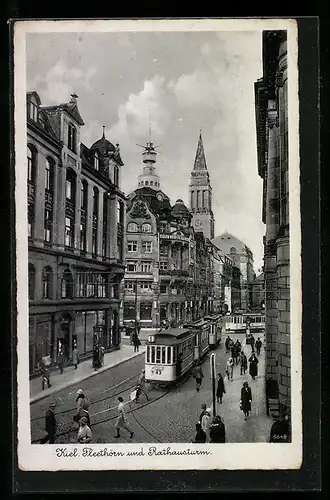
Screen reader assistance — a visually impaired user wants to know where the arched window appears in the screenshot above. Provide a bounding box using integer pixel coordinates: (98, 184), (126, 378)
(81, 180), (88, 210)
(230, 247), (237, 254)
(127, 222), (138, 233)
(68, 123), (77, 153)
(42, 266), (53, 299)
(94, 151), (99, 171)
(145, 181), (149, 186)
(61, 269), (73, 299)
(28, 263), (36, 301)
(27, 145), (36, 183)
(66, 168), (76, 203)
(141, 223), (152, 233)
(45, 158), (54, 191)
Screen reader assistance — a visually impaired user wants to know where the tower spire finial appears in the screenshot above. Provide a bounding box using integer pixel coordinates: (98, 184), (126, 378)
(102, 126), (105, 139)
(148, 107), (151, 144)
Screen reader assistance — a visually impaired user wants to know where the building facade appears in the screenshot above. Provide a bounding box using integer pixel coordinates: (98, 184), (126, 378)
(251, 272), (265, 311)
(122, 141), (213, 334)
(27, 92), (126, 375)
(211, 232), (254, 312)
(255, 30), (290, 416)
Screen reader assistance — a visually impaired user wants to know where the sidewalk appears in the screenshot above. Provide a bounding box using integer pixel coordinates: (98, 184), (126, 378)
(30, 342), (145, 404)
(213, 333), (273, 443)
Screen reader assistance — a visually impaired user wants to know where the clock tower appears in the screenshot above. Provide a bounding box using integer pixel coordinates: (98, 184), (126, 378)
(189, 131), (215, 239)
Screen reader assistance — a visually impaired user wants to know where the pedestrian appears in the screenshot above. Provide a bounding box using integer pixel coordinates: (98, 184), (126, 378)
(255, 337), (262, 356)
(74, 389), (90, 426)
(269, 410), (291, 443)
(99, 346), (105, 367)
(199, 403), (207, 424)
(226, 357), (234, 381)
(201, 407), (213, 442)
(137, 369), (149, 401)
(193, 422), (206, 443)
(115, 396), (134, 439)
(192, 362), (204, 393)
(216, 373), (226, 403)
(250, 334), (255, 353)
(248, 353), (259, 380)
(240, 381), (252, 420)
(92, 338), (100, 370)
(225, 336), (231, 353)
(176, 352), (183, 377)
(240, 351), (248, 375)
(57, 343), (65, 374)
(231, 343), (237, 365)
(40, 401), (56, 444)
(235, 340), (241, 364)
(72, 340), (79, 370)
(136, 320), (141, 336)
(39, 356), (51, 390)
(209, 415), (226, 443)
(132, 333), (141, 353)
(77, 416), (92, 444)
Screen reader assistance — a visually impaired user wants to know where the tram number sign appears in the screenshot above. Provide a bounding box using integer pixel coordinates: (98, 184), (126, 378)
(151, 366), (164, 375)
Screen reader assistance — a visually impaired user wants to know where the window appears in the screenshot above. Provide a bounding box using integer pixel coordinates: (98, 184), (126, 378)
(230, 247), (237, 254)
(92, 226), (97, 257)
(145, 181), (149, 186)
(42, 266), (52, 299)
(80, 222), (86, 252)
(156, 346), (161, 363)
(65, 216), (74, 247)
(45, 159), (54, 191)
(28, 263), (35, 301)
(147, 345), (150, 363)
(159, 261), (168, 271)
(127, 241), (138, 252)
(93, 187), (99, 216)
(81, 181), (88, 210)
(66, 169), (76, 204)
(141, 223), (152, 233)
(114, 165), (119, 187)
(151, 345), (155, 363)
(125, 281), (135, 291)
(160, 283), (167, 294)
(127, 222), (138, 233)
(29, 101), (38, 122)
(61, 269), (73, 299)
(160, 245), (169, 255)
(150, 181), (154, 186)
(68, 123), (76, 153)
(140, 303), (152, 320)
(141, 261), (152, 273)
(167, 346), (172, 364)
(102, 193), (108, 258)
(44, 209), (52, 243)
(142, 241), (152, 253)
(140, 281), (152, 290)
(27, 146), (36, 182)
(127, 261), (137, 272)
(94, 151), (99, 171)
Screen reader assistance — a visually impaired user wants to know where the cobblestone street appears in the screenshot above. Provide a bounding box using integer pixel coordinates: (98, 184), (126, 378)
(31, 332), (273, 445)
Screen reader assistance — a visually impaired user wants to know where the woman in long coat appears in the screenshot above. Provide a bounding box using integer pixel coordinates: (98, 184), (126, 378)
(216, 373), (226, 403)
(240, 381), (252, 420)
(248, 353), (259, 380)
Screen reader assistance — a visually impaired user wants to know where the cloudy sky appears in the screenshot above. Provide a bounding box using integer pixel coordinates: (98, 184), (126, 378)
(26, 30), (265, 271)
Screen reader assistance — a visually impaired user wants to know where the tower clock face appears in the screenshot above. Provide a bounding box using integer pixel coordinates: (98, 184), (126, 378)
(195, 220), (203, 228)
(156, 192), (163, 201)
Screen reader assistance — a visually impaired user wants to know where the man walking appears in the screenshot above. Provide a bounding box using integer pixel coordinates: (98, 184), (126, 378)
(240, 351), (248, 375)
(40, 402), (56, 444)
(255, 337), (262, 356)
(192, 362), (204, 392)
(137, 369), (149, 401)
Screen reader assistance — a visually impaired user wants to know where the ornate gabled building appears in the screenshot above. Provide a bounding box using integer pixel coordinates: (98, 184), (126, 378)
(122, 141), (214, 335)
(27, 92), (126, 376)
(189, 132), (215, 240)
(255, 30), (290, 418)
(211, 232), (254, 312)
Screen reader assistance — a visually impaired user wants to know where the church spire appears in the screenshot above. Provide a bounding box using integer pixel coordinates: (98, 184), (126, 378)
(193, 130), (207, 171)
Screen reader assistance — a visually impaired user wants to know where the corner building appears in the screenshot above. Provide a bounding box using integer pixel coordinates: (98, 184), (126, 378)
(255, 30), (290, 416)
(27, 92), (126, 375)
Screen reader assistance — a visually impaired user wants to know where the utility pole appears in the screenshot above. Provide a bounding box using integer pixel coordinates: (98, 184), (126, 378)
(210, 353), (216, 417)
(135, 278), (138, 335)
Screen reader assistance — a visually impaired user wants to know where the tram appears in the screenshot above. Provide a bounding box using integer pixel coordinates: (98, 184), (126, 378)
(145, 328), (195, 384)
(224, 312), (265, 333)
(183, 319), (210, 362)
(204, 314), (223, 348)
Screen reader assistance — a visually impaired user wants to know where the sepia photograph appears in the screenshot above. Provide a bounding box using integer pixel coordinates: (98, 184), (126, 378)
(14, 18), (301, 471)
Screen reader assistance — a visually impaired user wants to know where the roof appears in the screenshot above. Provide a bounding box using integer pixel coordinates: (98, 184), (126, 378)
(193, 131), (207, 171)
(211, 232), (253, 257)
(252, 272), (264, 283)
(128, 187), (171, 218)
(42, 99), (85, 126)
(147, 328), (193, 346)
(171, 199), (190, 216)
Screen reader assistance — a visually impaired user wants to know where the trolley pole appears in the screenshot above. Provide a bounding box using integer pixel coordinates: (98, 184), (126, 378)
(210, 353), (216, 417)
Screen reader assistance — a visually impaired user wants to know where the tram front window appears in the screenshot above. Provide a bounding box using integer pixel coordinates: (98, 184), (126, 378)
(167, 346), (172, 364)
(156, 346), (161, 363)
(147, 345), (150, 362)
(161, 347), (166, 364)
(151, 345), (156, 363)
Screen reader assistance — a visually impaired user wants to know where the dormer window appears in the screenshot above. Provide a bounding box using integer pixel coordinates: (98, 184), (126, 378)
(94, 151), (99, 171)
(68, 123), (77, 153)
(29, 101), (38, 122)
